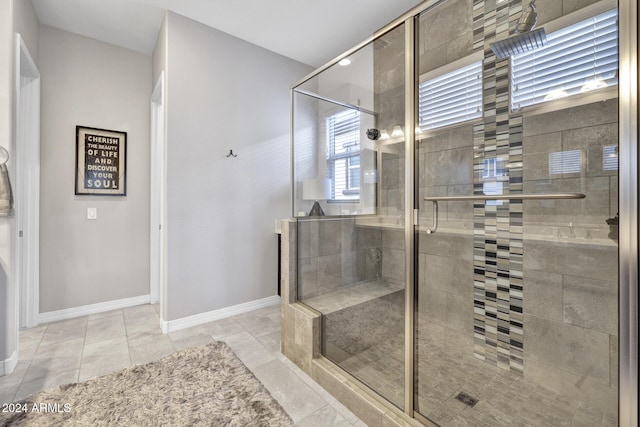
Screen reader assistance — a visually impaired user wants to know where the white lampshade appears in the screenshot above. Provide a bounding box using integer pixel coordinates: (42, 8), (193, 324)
(302, 178), (331, 200)
(391, 125), (404, 138)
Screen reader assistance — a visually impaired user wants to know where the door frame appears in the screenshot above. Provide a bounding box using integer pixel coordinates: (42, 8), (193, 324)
(15, 34), (40, 331)
(149, 72), (166, 322)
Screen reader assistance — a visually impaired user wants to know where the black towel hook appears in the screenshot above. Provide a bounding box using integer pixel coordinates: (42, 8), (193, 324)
(226, 149), (237, 158)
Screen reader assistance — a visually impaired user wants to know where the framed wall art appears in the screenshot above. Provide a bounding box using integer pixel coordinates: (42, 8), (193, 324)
(75, 126), (127, 196)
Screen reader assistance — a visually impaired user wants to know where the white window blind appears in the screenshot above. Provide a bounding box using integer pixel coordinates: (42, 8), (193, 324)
(418, 60), (482, 130)
(549, 150), (582, 175)
(602, 145), (619, 171)
(511, 8), (618, 109)
(327, 109), (360, 201)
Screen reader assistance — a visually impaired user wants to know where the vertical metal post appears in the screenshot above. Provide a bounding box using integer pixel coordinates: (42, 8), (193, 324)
(618, 0), (638, 425)
(290, 89), (296, 218)
(403, 15), (416, 416)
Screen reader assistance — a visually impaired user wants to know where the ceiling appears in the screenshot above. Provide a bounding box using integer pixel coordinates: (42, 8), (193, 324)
(31, 0), (424, 67)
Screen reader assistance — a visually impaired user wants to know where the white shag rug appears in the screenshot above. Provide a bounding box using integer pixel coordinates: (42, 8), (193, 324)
(0, 341), (293, 426)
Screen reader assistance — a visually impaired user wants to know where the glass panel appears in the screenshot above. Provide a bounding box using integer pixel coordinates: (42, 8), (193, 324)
(415, 1), (619, 426)
(293, 23), (407, 409)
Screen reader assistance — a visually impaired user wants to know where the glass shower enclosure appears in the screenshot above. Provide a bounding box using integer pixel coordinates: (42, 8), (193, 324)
(291, 0), (636, 425)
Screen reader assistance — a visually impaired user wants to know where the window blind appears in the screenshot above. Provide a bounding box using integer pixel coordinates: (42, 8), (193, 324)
(418, 60), (482, 130)
(327, 109), (360, 200)
(549, 150), (582, 175)
(511, 8), (618, 109)
(602, 145), (619, 171)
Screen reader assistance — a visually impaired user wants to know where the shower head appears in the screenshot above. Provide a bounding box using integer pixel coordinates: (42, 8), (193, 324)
(490, 27), (547, 60)
(366, 128), (380, 140)
(489, 0), (547, 60)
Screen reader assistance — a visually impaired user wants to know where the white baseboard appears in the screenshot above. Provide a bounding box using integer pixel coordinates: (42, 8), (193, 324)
(0, 351), (18, 376)
(39, 295), (151, 324)
(161, 295), (281, 334)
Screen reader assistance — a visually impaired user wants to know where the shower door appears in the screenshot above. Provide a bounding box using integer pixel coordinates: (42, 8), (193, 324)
(414, 0), (619, 426)
(292, 23), (410, 410)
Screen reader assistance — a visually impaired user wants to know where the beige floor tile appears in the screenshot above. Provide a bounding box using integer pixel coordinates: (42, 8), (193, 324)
(123, 304), (159, 321)
(128, 334), (175, 366)
(14, 368), (79, 401)
(85, 314), (127, 345)
(6, 303), (363, 426)
(168, 332), (214, 352)
(201, 316), (245, 340)
(255, 330), (281, 353)
(251, 358), (327, 422)
(0, 383), (19, 405)
(82, 336), (129, 359)
(297, 404), (353, 427)
(124, 313), (162, 340)
(0, 361), (30, 389)
(79, 353), (132, 382)
(87, 308), (125, 321)
(233, 306), (281, 338)
(221, 331), (277, 370)
(19, 324), (47, 343)
(38, 318), (87, 347)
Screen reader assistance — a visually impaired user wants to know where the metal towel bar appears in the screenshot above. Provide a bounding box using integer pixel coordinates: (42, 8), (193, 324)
(422, 193), (586, 234)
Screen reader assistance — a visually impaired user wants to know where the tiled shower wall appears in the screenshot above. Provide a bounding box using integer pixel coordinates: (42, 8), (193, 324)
(297, 219), (383, 300)
(416, 98), (618, 412)
(296, 220), (409, 300)
(520, 99), (618, 412)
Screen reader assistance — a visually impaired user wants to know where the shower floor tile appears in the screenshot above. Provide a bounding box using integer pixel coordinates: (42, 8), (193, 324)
(318, 287), (618, 427)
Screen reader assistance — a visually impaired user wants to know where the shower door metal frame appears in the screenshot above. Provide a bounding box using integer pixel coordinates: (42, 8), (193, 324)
(403, 14), (417, 416)
(617, 0), (638, 425)
(290, 0), (638, 424)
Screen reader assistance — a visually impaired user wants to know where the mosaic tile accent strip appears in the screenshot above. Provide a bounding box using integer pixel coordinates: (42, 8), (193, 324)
(472, 0), (524, 373)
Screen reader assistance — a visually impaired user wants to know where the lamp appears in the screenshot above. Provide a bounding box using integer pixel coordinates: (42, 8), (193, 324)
(303, 178), (331, 216)
(544, 88), (569, 101)
(391, 125), (404, 138)
(580, 77), (608, 93)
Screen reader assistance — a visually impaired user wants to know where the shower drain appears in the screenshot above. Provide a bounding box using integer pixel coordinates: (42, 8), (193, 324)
(455, 392), (479, 408)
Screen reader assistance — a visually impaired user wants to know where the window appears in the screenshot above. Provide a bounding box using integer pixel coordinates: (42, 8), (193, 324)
(602, 145), (619, 171)
(511, 8), (618, 110)
(326, 109), (360, 201)
(549, 150), (583, 175)
(418, 60), (482, 130)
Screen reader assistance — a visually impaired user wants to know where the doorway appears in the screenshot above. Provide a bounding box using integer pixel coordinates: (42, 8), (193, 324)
(150, 73), (166, 324)
(15, 34), (40, 331)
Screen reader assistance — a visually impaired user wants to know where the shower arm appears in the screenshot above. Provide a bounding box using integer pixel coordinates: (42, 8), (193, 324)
(422, 192), (586, 234)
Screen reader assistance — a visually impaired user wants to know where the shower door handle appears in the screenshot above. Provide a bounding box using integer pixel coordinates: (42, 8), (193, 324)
(424, 201), (438, 234)
(422, 193), (586, 234)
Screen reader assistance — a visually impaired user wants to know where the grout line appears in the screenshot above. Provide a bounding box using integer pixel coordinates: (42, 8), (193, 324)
(76, 315), (90, 384)
(122, 309), (134, 367)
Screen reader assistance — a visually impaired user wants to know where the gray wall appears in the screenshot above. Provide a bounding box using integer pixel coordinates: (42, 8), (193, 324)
(163, 12), (312, 320)
(38, 26), (151, 312)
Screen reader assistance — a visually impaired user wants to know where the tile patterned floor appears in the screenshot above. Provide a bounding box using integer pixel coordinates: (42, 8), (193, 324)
(322, 289), (619, 427)
(0, 303), (364, 426)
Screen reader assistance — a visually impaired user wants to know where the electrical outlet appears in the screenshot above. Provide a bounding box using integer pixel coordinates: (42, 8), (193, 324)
(87, 208), (97, 220)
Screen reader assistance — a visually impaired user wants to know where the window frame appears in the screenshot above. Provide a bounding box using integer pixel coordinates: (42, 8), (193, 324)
(325, 108), (362, 203)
